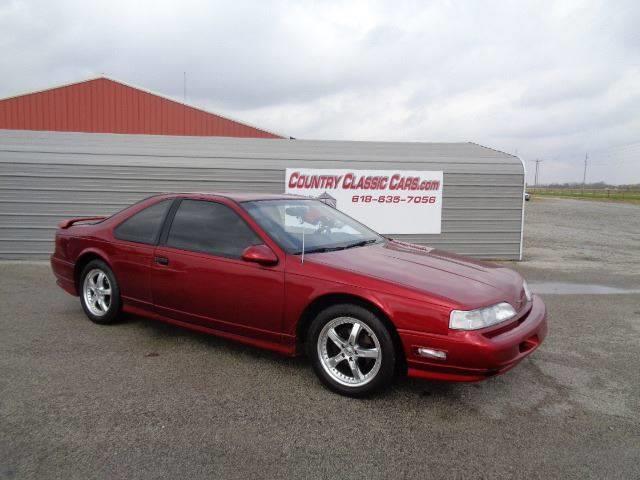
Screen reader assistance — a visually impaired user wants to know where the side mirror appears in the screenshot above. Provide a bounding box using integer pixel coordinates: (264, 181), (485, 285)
(241, 244), (278, 266)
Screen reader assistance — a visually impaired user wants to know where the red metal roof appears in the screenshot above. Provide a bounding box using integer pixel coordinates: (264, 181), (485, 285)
(0, 76), (283, 138)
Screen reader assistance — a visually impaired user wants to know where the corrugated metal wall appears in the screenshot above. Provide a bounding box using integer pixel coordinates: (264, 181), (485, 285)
(0, 130), (525, 260)
(0, 77), (282, 138)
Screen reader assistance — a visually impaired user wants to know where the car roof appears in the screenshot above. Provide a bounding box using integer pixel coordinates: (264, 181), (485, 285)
(156, 192), (309, 202)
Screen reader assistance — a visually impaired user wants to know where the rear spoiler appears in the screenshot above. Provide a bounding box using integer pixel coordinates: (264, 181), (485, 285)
(58, 217), (107, 229)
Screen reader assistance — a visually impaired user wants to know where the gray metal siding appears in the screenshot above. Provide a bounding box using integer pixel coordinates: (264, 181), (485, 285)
(0, 130), (524, 260)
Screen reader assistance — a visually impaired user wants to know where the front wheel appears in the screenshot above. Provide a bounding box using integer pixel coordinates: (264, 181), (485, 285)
(79, 259), (122, 324)
(307, 304), (397, 397)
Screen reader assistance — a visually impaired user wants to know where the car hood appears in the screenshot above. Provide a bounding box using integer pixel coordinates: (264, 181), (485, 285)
(307, 240), (526, 310)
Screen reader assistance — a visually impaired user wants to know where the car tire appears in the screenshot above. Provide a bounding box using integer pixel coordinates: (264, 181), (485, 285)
(307, 303), (396, 397)
(79, 259), (122, 325)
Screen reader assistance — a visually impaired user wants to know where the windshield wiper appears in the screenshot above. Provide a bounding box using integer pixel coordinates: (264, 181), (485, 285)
(342, 239), (379, 250)
(297, 245), (345, 254)
(295, 239), (378, 255)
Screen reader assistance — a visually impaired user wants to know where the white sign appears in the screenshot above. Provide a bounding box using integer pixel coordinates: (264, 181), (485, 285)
(285, 168), (443, 234)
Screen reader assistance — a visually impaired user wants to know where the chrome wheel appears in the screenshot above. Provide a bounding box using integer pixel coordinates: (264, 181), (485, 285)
(317, 316), (382, 387)
(83, 268), (112, 317)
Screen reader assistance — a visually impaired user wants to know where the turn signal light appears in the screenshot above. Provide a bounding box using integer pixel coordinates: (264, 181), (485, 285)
(417, 347), (447, 360)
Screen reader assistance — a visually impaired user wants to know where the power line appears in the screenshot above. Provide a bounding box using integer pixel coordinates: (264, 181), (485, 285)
(585, 142), (640, 165)
(601, 142), (640, 153)
(589, 157), (639, 166)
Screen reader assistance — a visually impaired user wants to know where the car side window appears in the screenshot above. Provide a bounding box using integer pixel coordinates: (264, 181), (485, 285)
(166, 200), (261, 258)
(114, 199), (172, 245)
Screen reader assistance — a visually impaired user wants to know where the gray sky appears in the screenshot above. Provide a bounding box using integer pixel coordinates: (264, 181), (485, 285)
(1, 0), (638, 184)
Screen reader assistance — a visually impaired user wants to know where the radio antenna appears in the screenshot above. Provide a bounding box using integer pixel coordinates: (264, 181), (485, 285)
(301, 226), (305, 264)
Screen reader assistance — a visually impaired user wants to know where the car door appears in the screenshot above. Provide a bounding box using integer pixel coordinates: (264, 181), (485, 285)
(151, 198), (285, 342)
(109, 198), (173, 307)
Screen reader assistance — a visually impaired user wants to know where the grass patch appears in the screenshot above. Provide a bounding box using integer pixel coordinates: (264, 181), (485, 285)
(532, 190), (640, 204)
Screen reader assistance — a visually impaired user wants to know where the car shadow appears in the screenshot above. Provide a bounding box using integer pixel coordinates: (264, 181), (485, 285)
(120, 312), (309, 367)
(118, 312), (505, 401)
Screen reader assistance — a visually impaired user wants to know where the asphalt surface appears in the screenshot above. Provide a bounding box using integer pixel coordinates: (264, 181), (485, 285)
(1, 197), (639, 479)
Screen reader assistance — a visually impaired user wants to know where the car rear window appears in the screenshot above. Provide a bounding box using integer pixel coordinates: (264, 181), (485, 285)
(165, 200), (260, 258)
(114, 199), (172, 245)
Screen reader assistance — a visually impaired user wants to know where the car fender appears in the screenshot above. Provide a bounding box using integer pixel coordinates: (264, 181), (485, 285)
(310, 283), (394, 321)
(74, 245), (113, 276)
(284, 271), (395, 338)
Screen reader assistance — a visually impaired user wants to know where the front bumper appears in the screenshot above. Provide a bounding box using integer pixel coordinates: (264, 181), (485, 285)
(400, 295), (547, 382)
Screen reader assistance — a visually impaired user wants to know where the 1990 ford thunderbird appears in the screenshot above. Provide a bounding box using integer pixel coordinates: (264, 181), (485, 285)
(51, 193), (547, 396)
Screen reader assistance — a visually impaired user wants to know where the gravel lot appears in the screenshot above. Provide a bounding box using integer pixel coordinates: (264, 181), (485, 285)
(1, 197), (639, 479)
(522, 196), (640, 285)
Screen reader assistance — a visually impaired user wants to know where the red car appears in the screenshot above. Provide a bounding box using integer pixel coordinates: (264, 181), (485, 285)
(51, 192), (547, 396)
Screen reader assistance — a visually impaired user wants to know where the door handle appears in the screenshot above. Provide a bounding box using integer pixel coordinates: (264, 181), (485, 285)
(155, 256), (169, 266)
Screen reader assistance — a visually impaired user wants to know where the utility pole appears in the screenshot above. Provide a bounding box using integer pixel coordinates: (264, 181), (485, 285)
(582, 153), (588, 194)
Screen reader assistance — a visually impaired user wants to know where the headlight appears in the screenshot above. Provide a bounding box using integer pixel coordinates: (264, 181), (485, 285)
(522, 280), (532, 302)
(449, 302), (517, 330)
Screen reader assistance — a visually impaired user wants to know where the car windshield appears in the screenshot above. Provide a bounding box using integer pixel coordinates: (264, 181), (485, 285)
(242, 199), (383, 254)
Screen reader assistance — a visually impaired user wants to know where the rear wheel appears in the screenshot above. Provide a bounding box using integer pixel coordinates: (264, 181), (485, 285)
(307, 304), (396, 397)
(80, 260), (121, 324)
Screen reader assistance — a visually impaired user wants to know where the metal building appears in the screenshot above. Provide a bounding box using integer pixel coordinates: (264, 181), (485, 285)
(0, 76), (283, 138)
(0, 129), (525, 260)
